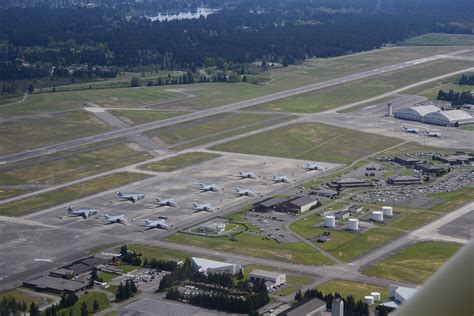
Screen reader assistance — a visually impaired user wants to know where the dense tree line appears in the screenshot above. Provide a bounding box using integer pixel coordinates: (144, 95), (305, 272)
(143, 257), (178, 271)
(295, 288), (369, 316)
(459, 74), (474, 86)
(0, 297), (28, 316)
(437, 89), (474, 106)
(115, 280), (138, 302)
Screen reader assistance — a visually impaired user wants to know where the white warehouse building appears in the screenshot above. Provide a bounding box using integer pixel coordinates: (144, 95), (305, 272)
(191, 257), (241, 275)
(423, 109), (474, 126)
(249, 270), (286, 289)
(394, 105), (440, 122)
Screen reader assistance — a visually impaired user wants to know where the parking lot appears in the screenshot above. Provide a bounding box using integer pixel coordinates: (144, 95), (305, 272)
(111, 268), (167, 293)
(244, 211), (301, 243)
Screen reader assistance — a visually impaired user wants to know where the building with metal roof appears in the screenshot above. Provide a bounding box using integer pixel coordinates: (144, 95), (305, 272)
(423, 109), (474, 126)
(23, 276), (87, 294)
(394, 105), (440, 121)
(286, 196), (320, 213)
(278, 297), (326, 316)
(191, 257), (241, 275)
(249, 269), (286, 289)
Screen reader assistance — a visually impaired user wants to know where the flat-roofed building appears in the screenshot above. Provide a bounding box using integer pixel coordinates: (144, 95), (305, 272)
(394, 156), (421, 166)
(191, 257), (241, 275)
(334, 210), (350, 220)
(249, 270), (286, 289)
(438, 154), (473, 165)
(278, 298), (326, 316)
(23, 276), (87, 294)
(414, 163), (448, 176)
(196, 221), (226, 234)
(286, 196), (320, 214)
(311, 188), (338, 199)
(253, 197), (290, 213)
(348, 204), (363, 213)
(387, 175), (422, 185)
(329, 178), (373, 189)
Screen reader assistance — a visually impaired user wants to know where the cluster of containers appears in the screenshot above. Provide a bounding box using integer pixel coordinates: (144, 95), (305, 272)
(324, 206), (394, 230)
(371, 206), (393, 222)
(364, 292), (381, 305)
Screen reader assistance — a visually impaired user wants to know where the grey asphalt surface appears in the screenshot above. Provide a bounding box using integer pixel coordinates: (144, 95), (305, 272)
(0, 51), (466, 165)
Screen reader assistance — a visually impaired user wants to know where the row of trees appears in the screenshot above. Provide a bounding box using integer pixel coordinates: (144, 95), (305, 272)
(459, 74), (474, 86)
(437, 89), (473, 106)
(0, 297), (29, 316)
(295, 288), (370, 316)
(115, 280), (138, 302)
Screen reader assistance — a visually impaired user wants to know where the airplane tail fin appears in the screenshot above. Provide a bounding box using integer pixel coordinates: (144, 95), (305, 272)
(155, 197), (161, 202)
(66, 206), (73, 212)
(116, 191), (122, 197)
(238, 170), (243, 175)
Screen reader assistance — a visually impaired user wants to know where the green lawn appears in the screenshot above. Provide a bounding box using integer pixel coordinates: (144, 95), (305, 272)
(384, 210), (439, 231)
(274, 285), (302, 297)
(0, 141), (151, 186)
(364, 241), (461, 284)
(0, 111), (110, 156)
(403, 33), (474, 46)
(109, 110), (183, 125)
(0, 172), (149, 216)
(0, 289), (53, 307)
(59, 291), (110, 316)
(0, 188), (24, 200)
(140, 152), (220, 172)
(430, 188), (474, 213)
(99, 271), (119, 283)
(461, 125), (474, 131)
(212, 123), (402, 164)
(168, 232), (334, 266)
(317, 280), (389, 301)
(290, 213), (324, 240)
(124, 244), (189, 261)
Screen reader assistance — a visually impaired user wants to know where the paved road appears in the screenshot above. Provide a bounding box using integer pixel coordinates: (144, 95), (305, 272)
(0, 51), (465, 165)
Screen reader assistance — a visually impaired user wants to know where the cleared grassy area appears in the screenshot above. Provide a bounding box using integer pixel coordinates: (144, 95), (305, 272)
(430, 187), (474, 213)
(290, 213), (324, 240)
(461, 125), (474, 131)
(0, 188), (24, 200)
(317, 280), (389, 301)
(146, 113), (281, 146)
(125, 244), (189, 261)
(287, 275), (314, 286)
(0, 111), (111, 156)
(274, 285), (302, 297)
(140, 152), (220, 172)
(384, 210), (439, 231)
(0, 289), (53, 306)
(249, 59), (474, 113)
(403, 33), (474, 46)
(380, 142), (459, 156)
(109, 110), (183, 125)
(99, 271), (118, 283)
(405, 72), (474, 99)
(0, 172), (149, 216)
(168, 232), (334, 266)
(212, 123), (401, 164)
(59, 291), (110, 316)
(364, 241), (461, 284)
(0, 141), (151, 186)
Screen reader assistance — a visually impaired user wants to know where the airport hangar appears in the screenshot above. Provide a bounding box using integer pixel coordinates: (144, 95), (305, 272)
(394, 105), (474, 126)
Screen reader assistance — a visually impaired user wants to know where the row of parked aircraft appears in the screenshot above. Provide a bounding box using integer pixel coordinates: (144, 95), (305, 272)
(403, 126), (442, 137)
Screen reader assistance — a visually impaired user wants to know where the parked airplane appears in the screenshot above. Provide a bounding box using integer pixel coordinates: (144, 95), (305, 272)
(304, 162), (322, 171)
(65, 206), (98, 219)
(116, 191), (145, 203)
(100, 214), (128, 224)
(403, 126), (420, 134)
(272, 175), (290, 183)
(426, 131), (442, 138)
(198, 183), (218, 192)
(144, 219), (170, 230)
(192, 202), (214, 212)
(238, 170), (257, 179)
(235, 188), (256, 197)
(155, 197), (178, 207)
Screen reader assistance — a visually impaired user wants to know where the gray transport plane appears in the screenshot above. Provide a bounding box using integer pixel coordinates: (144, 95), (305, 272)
(198, 183), (219, 192)
(116, 191), (145, 203)
(403, 126), (420, 134)
(238, 170), (257, 179)
(65, 206), (98, 219)
(144, 219), (170, 230)
(155, 197), (178, 207)
(100, 214), (128, 224)
(426, 131), (442, 137)
(272, 175), (291, 183)
(192, 202), (214, 212)
(235, 187), (256, 197)
(304, 162), (323, 171)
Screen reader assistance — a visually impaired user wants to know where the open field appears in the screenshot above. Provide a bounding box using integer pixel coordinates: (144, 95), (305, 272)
(0, 188), (24, 200)
(0, 141), (151, 186)
(405, 72), (474, 99)
(168, 232), (334, 266)
(59, 292), (110, 316)
(124, 244), (189, 261)
(403, 33), (474, 46)
(274, 285), (302, 297)
(249, 59), (474, 112)
(0, 111), (110, 156)
(290, 213), (324, 240)
(140, 152), (220, 172)
(382, 210), (440, 231)
(429, 188), (474, 213)
(146, 113), (283, 147)
(0, 172), (149, 216)
(109, 110), (184, 125)
(0, 289), (53, 306)
(379, 142), (459, 156)
(0, 87), (177, 116)
(212, 123), (402, 164)
(461, 125), (474, 131)
(364, 241), (461, 284)
(316, 280), (389, 301)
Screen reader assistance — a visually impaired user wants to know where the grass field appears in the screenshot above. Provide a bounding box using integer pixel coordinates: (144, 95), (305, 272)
(461, 125), (474, 131)
(0, 289), (53, 307)
(0, 110), (111, 156)
(290, 213), (324, 240)
(0, 172), (149, 216)
(0, 141), (151, 185)
(274, 285), (302, 297)
(430, 187), (474, 213)
(0, 188), (24, 200)
(124, 244), (189, 261)
(99, 271), (119, 283)
(59, 291), (110, 316)
(380, 142), (458, 156)
(383, 210), (439, 231)
(212, 123), (402, 164)
(364, 241), (461, 284)
(403, 33), (474, 46)
(316, 280), (389, 301)
(140, 152), (220, 172)
(168, 232), (334, 266)
(249, 59), (474, 113)
(405, 72), (474, 99)
(145, 113), (283, 146)
(109, 110), (183, 125)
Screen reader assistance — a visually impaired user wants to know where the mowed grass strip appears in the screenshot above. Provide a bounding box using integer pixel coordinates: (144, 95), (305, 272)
(0, 142), (151, 186)
(430, 188), (474, 213)
(58, 291), (110, 316)
(212, 123), (401, 164)
(403, 33), (474, 46)
(0, 289), (53, 306)
(140, 152), (220, 172)
(364, 241), (461, 284)
(0, 172), (149, 216)
(168, 232), (334, 266)
(124, 244), (189, 261)
(109, 110), (184, 125)
(316, 280), (389, 301)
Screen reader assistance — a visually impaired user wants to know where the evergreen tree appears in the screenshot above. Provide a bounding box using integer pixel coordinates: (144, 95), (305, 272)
(80, 302), (88, 316)
(93, 299), (99, 312)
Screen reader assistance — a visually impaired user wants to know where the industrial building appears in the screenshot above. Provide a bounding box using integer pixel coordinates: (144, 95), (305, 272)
(285, 196), (320, 214)
(394, 156), (421, 166)
(196, 221), (226, 234)
(311, 188), (338, 199)
(437, 154), (473, 165)
(329, 178), (373, 189)
(414, 163), (448, 176)
(387, 175), (422, 185)
(253, 197), (290, 213)
(249, 270), (286, 289)
(278, 297), (326, 316)
(394, 105), (440, 122)
(61, 255), (111, 276)
(191, 257), (241, 275)
(379, 285), (417, 310)
(334, 210), (350, 220)
(348, 204), (363, 213)
(23, 276), (87, 294)
(394, 105), (474, 126)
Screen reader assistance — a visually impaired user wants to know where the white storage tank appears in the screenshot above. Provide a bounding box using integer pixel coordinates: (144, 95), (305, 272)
(364, 296), (374, 305)
(325, 215), (336, 228)
(371, 292), (381, 301)
(382, 206), (393, 216)
(347, 218), (359, 231)
(372, 211), (384, 221)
